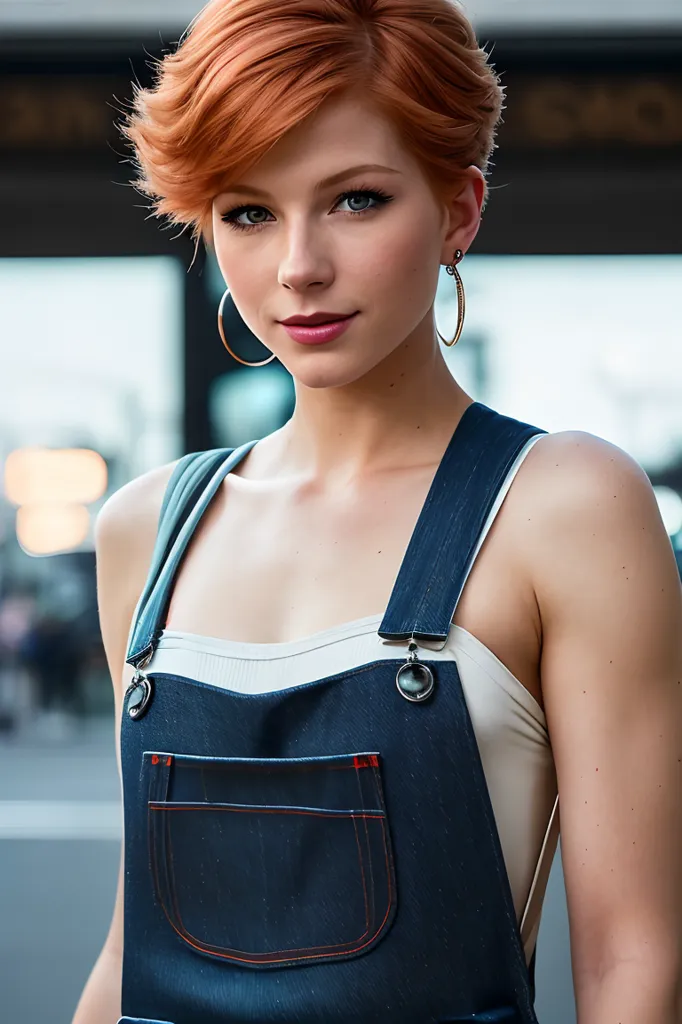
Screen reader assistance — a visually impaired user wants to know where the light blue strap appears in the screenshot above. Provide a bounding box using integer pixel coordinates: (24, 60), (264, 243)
(117, 1018), (176, 1023)
(124, 441), (257, 667)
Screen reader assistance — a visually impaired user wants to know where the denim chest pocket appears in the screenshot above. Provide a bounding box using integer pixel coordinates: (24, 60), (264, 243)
(145, 750), (398, 969)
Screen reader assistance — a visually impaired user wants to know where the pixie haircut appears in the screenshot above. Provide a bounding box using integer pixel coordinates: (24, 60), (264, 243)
(120, 0), (505, 251)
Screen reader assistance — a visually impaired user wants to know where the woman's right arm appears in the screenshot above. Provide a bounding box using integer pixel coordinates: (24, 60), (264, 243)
(71, 460), (178, 1024)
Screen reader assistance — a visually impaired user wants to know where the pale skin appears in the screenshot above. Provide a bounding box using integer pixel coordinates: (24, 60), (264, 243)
(73, 92), (682, 1023)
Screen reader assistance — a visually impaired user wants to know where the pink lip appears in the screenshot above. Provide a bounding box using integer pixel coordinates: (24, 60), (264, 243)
(280, 312), (359, 345)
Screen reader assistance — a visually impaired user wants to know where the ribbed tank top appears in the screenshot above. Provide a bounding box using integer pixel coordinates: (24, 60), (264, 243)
(145, 432), (558, 963)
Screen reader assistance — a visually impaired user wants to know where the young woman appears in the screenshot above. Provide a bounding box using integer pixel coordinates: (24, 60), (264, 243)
(73, 2), (682, 1022)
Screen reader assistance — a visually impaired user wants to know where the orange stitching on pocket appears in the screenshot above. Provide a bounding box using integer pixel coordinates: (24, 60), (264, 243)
(149, 804), (384, 818)
(150, 804), (394, 965)
(175, 811), (375, 962)
(145, 750), (396, 968)
(350, 812), (372, 944)
(171, 758), (380, 774)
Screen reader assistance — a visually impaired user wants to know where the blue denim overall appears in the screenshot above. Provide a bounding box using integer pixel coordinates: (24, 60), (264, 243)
(118, 401), (551, 1024)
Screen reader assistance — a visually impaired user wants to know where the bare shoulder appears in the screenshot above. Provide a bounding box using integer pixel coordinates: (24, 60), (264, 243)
(511, 428), (662, 566)
(95, 458), (180, 552)
(518, 427), (652, 509)
(512, 427), (678, 634)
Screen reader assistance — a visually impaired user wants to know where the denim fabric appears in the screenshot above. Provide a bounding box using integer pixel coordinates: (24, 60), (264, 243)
(378, 403), (547, 644)
(120, 402), (546, 1023)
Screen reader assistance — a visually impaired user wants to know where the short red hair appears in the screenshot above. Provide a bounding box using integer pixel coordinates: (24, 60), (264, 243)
(120, 0), (505, 250)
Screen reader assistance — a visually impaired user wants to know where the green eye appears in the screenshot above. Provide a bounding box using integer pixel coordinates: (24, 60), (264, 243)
(221, 205), (273, 231)
(335, 189), (394, 214)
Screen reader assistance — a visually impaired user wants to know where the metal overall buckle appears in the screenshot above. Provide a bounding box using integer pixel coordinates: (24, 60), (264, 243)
(395, 635), (435, 702)
(124, 644), (156, 721)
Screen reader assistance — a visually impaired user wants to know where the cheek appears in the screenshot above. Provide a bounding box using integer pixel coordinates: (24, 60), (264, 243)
(356, 218), (440, 323)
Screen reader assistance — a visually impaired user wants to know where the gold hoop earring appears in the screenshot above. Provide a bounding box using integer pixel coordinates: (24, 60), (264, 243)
(436, 249), (465, 347)
(217, 288), (276, 366)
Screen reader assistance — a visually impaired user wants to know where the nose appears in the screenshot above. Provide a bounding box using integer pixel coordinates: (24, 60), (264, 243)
(277, 228), (333, 292)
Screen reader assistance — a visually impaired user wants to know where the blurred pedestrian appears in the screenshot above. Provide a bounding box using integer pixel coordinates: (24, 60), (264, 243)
(22, 612), (86, 721)
(0, 588), (35, 733)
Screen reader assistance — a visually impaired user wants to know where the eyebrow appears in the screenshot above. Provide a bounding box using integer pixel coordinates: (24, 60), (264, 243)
(221, 164), (403, 198)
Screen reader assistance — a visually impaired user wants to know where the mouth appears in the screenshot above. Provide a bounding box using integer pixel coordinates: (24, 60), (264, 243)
(278, 312), (358, 326)
(278, 312), (359, 345)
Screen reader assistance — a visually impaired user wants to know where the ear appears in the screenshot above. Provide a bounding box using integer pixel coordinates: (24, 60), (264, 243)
(439, 165), (486, 266)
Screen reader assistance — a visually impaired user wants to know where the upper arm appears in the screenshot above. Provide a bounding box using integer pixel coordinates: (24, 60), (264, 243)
(523, 432), (682, 988)
(93, 458), (179, 956)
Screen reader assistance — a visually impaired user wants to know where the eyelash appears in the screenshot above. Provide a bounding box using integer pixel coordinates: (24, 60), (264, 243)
(220, 185), (395, 233)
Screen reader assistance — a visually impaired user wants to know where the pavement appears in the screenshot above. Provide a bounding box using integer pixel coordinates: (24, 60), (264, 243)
(0, 715), (121, 1024)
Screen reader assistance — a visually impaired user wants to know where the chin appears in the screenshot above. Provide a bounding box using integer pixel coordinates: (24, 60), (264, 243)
(286, 356), (375, 390)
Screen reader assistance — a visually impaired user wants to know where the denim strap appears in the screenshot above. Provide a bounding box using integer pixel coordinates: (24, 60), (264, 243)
(378, 402), (546, 646)
(125, 441), (257, 667)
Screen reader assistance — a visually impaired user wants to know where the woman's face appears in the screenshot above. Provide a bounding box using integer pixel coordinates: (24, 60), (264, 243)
(211, 92), (484, 389)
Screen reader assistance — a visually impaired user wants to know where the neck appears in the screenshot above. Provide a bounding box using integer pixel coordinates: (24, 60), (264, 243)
(273, 338), (473, 486)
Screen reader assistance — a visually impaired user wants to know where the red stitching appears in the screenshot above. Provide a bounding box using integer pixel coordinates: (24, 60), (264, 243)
(150, 808), (394, 964)
(171, 760), (379, 774)
(149, 804), (384, 819)
(145, 749), (395, 966)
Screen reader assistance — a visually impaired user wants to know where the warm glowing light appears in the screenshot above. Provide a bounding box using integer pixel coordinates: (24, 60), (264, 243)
(4, 447), (107, 506)
(16, 503), (90, 555)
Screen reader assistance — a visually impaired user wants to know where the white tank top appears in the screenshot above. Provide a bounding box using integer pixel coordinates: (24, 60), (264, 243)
(145, 433), (559, 964)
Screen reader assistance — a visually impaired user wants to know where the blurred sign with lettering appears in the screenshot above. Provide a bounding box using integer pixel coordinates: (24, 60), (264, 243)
(500, 74), (682, 148)
(0, 71), (681, 162)
(0, 75), (126, 157)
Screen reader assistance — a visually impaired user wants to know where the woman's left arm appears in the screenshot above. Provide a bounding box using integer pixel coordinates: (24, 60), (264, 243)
(526, 431), (682, 1024)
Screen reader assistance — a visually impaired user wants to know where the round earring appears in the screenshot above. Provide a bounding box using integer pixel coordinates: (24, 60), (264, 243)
(218, 288), (276, 366)
(436, 249), (465, 347)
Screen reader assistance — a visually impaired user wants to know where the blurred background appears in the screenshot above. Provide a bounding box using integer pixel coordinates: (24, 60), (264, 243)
(1, 1), (681, 1021)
